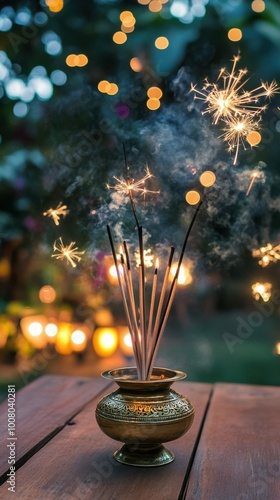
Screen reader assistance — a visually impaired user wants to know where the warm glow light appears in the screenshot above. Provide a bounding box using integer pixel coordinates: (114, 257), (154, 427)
(77, 54), (88, 67)
(251, 0), (265, 13)
(121, 14), (136, 28)
(199, 171), (216, 187)
(39, 285), (56, 304)
(71, 329), (87, 352)
(71, 329), (86, 345)
(94, 308), (114, 326)
(45, 323), (58, 337)
(252, 243), (280, 267)
(93, 327), (118, 357)
(155, 37), (169, 49)
(138, 0), (150, 4)
(107, 83), (119, 95)
(66, 54), (76, 67)
(56, 324), (72, 355)
(149, 0), (162, 12)
(275, 342), (280, 355)
(146, 98), (161, 110)
(20, 316), (48, 348)
(121, 24), (135, 33)
(185, 190), (201, 205)
(98, 80), (110, 93)
(247, 131), (261, 146)
(171, 263), (193, 286)
(252, 282), (272, 302)
(147, 87), (163, 99)
(119, 328), (134, 356)
(46, 0), (64, 13)
(130, 57), (143, 72)
(228, 28), (242, 42)
(120, 11), (134, 22)
(113, 32), (127, 44)
(29, 322), (43, 336)
(135, 248), (154, 268)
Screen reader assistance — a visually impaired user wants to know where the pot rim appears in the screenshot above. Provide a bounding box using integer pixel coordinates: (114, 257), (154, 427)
(101, 367), (186, 387)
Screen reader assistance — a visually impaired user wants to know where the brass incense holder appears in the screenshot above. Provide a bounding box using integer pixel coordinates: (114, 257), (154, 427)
(95, 367), (195, 467)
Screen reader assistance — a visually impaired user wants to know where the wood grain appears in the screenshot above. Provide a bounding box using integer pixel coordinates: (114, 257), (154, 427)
(186, 383), (280, 500)
(0, 375), (112, 483)
(0, 381), (212, 500)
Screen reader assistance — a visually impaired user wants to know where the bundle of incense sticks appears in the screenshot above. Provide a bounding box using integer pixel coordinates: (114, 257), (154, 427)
(106, 200), (202, 380)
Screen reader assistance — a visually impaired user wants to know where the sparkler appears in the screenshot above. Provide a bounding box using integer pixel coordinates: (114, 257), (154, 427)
(52, 238), (85, 268)
(43, 202), (69, 226)
(191, 55), (279, 163)
(191, 55), (278, 124)
(221, 114), (261, 165)
(252, 282), (272, 302)
(252, 243), (280, 267)
(106, 166), (160, 198)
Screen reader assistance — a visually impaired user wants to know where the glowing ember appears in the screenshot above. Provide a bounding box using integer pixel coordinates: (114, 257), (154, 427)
(246, 171), (259, 196)
(252, 244), (280, 267)
(52, 238), (85, 268)
(135, 248), (154, 268)
(252, 282), (272, 302)
(43, 202), (69, 226)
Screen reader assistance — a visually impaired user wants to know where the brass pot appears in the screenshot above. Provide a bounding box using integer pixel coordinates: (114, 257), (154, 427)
(95, 367), (195, 467)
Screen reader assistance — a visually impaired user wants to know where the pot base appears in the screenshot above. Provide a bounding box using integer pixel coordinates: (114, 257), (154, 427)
(114, 443), (175, 467)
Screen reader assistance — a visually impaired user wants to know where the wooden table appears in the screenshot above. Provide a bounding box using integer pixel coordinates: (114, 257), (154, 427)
(0, 375), (279, 499)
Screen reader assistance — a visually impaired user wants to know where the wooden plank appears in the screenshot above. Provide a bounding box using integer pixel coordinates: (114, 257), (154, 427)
(0, 375), (112, 482)
(186, 383), (280, 500)
(0, 381), (212, 500)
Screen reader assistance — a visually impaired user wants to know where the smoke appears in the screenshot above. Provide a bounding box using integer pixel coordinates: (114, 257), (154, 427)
(43, 70), (280, 271)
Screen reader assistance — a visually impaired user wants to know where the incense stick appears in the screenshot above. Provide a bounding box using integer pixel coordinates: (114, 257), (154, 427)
(147, 202), (203, 378)
(150, 246), (174, 357)
(107, 225), (141, 378)
(147, 261), (158, 344)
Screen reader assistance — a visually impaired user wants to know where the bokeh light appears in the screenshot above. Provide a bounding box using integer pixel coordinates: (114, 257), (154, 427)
(130, 57), (143, 72)
(228, 28), (242, 42)
(29, 321), (43, 336)
(171, 263), (193, 286)
(185, 190), (201, 205)
(200, 171), (216, 187)
(149, 1), (162, 12)
(45, 323), (58, 337)
(155, 36), (169, 49)
(251, 0), (265, 13)
(93, 327), (118, 357)
(247, 131), (262, 146)
(39, 285), (56, 304)
(146, 98), (161, 110)
(147, 86), (163, 99)
(113, 31), (127, 44)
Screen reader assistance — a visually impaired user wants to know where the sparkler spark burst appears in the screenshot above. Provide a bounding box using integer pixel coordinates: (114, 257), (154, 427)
(221, 114), (261, 165)
(252, 243), (280, 267)
(252, 282), (272, 302)
(43, 202), (69, 226)
(191, 55), (279, 163)
(106, 166), (160, 197)
(134, 248), (154, 268)
(52, 238), (85, 268)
